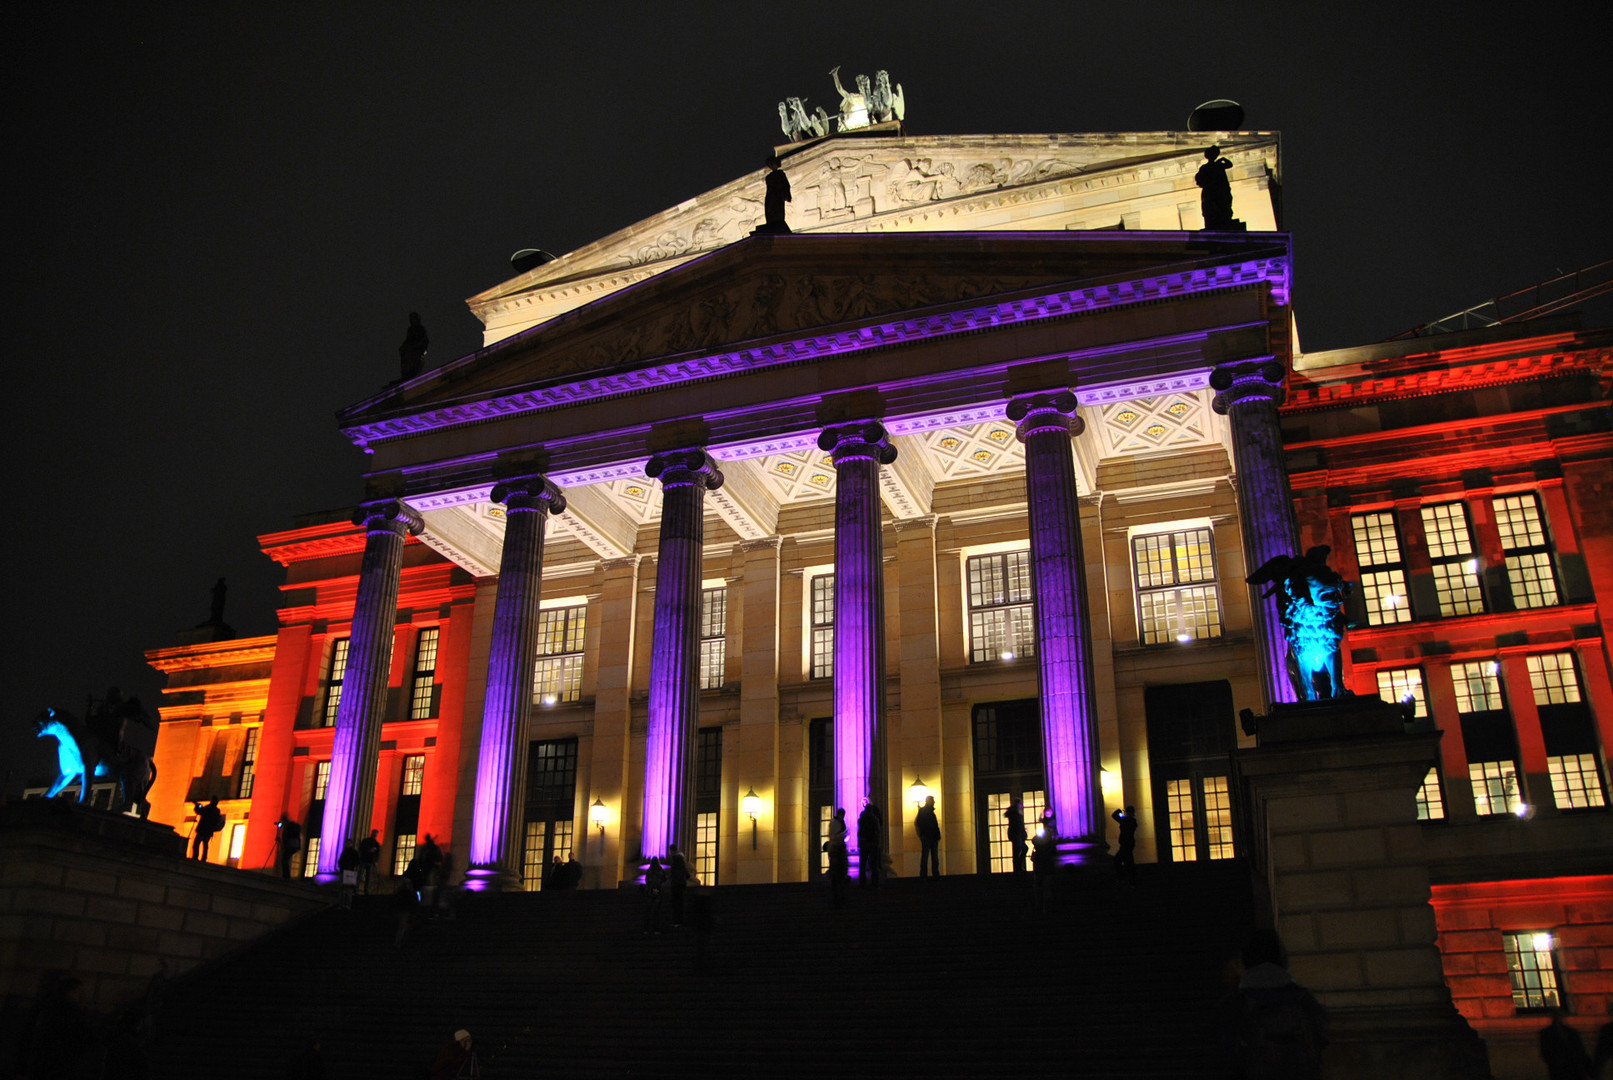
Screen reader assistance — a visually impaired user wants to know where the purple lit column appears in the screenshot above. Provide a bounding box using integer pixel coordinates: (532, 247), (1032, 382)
(1211, 358), (1301, 706)
(640, 449), (723, 865)
(466, 475), (567, 890)
(318, 499), (423, 879)
(820, 421), (896, 874)
(1006, 392), (1105, 864)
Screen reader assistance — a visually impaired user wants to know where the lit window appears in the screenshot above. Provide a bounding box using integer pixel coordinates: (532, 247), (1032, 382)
(1202, 776), (1235, 859)
(818, 805), (833, 875)
(967, 551), (1037, 662)
(322, 639), (350, 727)
(534, 604), (587, 705)
(1165, 779), (1196, 862)
(694, 727), (721, 885)
(227, 822), (246, 862)
(1494, 494), (1559, 609)
(699, 587), (726, 692)
(1470, 761), (1522, 817)
(1376, 667), (1428, 718)
(696, 812), (719, 885)
(809, 574), (834, 680)
(1420, 503), (1485, 617)
(1452, 661), (1504, 714)
(1416, 767), (1446, 820)
(1132, 529), (1223, 645)
(313, 760), (331, 801)
(409, 628), (440, 720)
(522, 821), (547, 890)
(1352, 512), (1412, 625)
(1527, 653), (1582, 706)
(393, 834), (417, 877)
(301, 837), (321, 879)
(401, 754), (425, 797)
(984, 790), (1046, 873)
(238, 727), (260, 799)
(1548, 754), (1606, 810)
(1503, 931), (1563, 1010)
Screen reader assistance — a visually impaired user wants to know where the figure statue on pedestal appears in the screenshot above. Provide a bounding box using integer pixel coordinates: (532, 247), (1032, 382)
(1247, 546), (1353, 701)
(399, 311), (429, 381)
(755, 155), (792, 234)
(829, 66), (871, 131)
(1195, 145), (1237, 230)
(32, 700), (158, 817)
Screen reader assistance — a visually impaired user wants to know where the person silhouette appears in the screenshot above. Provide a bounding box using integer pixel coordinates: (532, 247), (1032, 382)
(1112, 805), (1138, 885)
(644, 857), (667, 934)
(826, 809), (850, 909)
(915, 795), (941, 878)
(1196, 146), (1236, 230)
(1005, 797), (1028, 875)
(399, 312), (429, 380)
(358, 829), (381, 894)
(857, 797), (884, 889)
(668, 844), (693, 926)
(191, 799), (224, 861)
(276, 814), (302, 880)
(1223, 928), (1328, 1079)
(1540, 1010), (1594, 1080)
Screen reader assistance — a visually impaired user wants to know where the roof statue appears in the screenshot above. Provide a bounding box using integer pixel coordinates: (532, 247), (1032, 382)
(777, 68), (904, 142)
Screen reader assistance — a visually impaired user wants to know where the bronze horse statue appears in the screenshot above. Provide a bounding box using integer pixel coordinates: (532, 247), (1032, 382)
(33, 690), (158, 817)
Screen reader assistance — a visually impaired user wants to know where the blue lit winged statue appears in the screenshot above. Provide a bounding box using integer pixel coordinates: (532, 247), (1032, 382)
(1247, 546), (1353, 701)
(32, 691), (158, 816)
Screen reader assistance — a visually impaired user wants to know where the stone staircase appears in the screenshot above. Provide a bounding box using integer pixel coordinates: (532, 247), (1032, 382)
(149, 861), (1256, 1078)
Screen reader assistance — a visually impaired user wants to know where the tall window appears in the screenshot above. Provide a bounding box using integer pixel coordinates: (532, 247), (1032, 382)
(967, 551), (1036, 662)
(1165, 779), (1197, 862)
(984, 790), (1046, 873)
(972, 700), (1046, 873)
(392, 753), (426, 875)
(1529, 652), (1606, 809)
(1421, 503), (1484, 617)
(522, 738), (578, 890)
(809, 574), (835, 680)
(1503, 931), (1563, 1010)
(695, 727), (722, 884)
(227, 822), (246, 865)
(1376, 667), (1427, 718)
(534, 605), (586, 705)
(1415, 767), (1446, 821)
(1352, 512), (1412, 624)
(237, 727), (260, 799)
(321, 639), (350, 727)
(401, 753), (425, 797)
(409, 628), (440, 720)
(302, 760), (331, 878)
(1162, 777), (1234, 861)
(1454, 660), (1521, 817)
(1132, 528), (1223, 645)
(699, 588), (726, 692)
(1494, 494), (1559, 609)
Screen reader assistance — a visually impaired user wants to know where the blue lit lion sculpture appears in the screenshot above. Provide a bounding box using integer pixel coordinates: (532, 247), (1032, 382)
(1247, 546), (1352, 701)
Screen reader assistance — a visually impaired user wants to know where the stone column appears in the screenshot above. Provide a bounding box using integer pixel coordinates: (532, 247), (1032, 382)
(819, 420), (896, 874)
(640, 449), (723, 864)
(464, 475), (566, 890)
(1005, 392), (1106, 863)
(1212, 358), (1302, 706)
(317, 499), (423, 879)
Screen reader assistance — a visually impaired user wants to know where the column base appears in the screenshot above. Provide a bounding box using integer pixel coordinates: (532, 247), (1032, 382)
(1054, 835), (1110, 867)
(462, 865), (524, 893)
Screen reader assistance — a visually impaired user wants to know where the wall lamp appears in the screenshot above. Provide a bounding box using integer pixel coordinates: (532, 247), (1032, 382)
(909, 775), (933, 809)
(742, 787), (762, 850)
(589, 798), (609, 854)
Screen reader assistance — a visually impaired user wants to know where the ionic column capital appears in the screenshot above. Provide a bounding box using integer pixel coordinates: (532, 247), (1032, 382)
(491, 474), (567, 515)
(818, 420), (897, 466)
(646, 448), (724, 491)
(352, 499), (425, 537)
(1210, 357), (1287, 414)
(1006, 391), (1085, 440)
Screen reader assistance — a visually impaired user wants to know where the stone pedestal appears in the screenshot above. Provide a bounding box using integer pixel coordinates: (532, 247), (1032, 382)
(1233, 696), (1491, 1078)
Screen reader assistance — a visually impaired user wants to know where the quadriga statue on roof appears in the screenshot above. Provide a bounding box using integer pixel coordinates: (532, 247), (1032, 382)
(1247, 546), (1353, 701)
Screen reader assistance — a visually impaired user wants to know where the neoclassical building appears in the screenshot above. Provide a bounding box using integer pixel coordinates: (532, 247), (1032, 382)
(147, 129), (1294, 889)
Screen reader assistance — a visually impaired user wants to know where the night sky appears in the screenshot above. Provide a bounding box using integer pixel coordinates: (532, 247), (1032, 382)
(10, 4), (1609, 791)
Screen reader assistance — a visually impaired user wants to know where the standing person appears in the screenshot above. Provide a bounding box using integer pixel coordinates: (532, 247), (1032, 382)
(336, 844), (359, 909)
(1005, 797), (1028, 875)
(357, 829), (381, 894)
(418, 835), (443, 905)
(1112, 805), (1138, 885)
(1223, 928), (1328, 1080)
(1540, 1011), (1594, 1080)
(914, 795), (941, 879)
(1031, 816), (1058, 914)
(191, 799), (224, 861)
(668, 844), (692, 927)
(392, 874), (420, 949)
(276, 815), (302, 880)
(856, 797), (883, 889)
(429, 1028), (479, 1080)
(826, 811), (849, 909)
(643, 857), (667, 934)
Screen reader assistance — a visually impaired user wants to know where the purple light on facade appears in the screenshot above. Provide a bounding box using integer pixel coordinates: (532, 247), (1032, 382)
(467, 477), (565, 885)
(821, 421), (896, 872)
(317, 501), (423, 880)
(639, 450), (723, 865)
(1007, 392), (1106, 863)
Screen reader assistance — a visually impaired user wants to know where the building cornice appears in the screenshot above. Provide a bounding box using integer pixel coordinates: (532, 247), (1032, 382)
(145, 637), (278, 672)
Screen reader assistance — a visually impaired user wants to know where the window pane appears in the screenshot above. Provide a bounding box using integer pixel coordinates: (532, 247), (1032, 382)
(1494, 494), (1548, 550)
(1503, 932), (1562, 1009)
(1527, 653), (1582, 705)
(410, 628), (440, 720)
(1133, 530), (1222, 646)
(1469, 760), (1520, 817)
(401, 755), (425, 796)
(1508, 551), (1559, 609)
(393, 834), (417, 877)
(1132, 534), (1176, 588)
(1452, 661), (1503, 713)
(1202, 776), (1235, 859)
(1415, 767), (1445, 820)
(1166, 778), (1197, 862)
(1377, 668), (1427, 717)
(1421, 503), (1476, 560)
(1352, 511), (1403, 568)
(313, 760), (331, 800)
(967, 553), (1037, 663)
(1548, 754), (1606, 809)
(696, 811), (718, 886)
(1360, 570), (1411, 625)
(1431, 561), (1485, 617)
(699, 588), (725, 691)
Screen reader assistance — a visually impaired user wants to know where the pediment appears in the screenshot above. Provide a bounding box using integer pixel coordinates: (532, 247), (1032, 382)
(466, 131), (1279, 342)
(344, 229), (1290, 428)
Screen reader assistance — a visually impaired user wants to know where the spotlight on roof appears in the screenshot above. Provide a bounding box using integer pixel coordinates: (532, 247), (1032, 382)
(1188, 99), (1244, 132)
(510, 248), (558, 274)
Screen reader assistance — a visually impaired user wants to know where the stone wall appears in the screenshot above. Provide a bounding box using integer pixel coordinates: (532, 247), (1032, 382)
(0, 800), (327, 1014)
